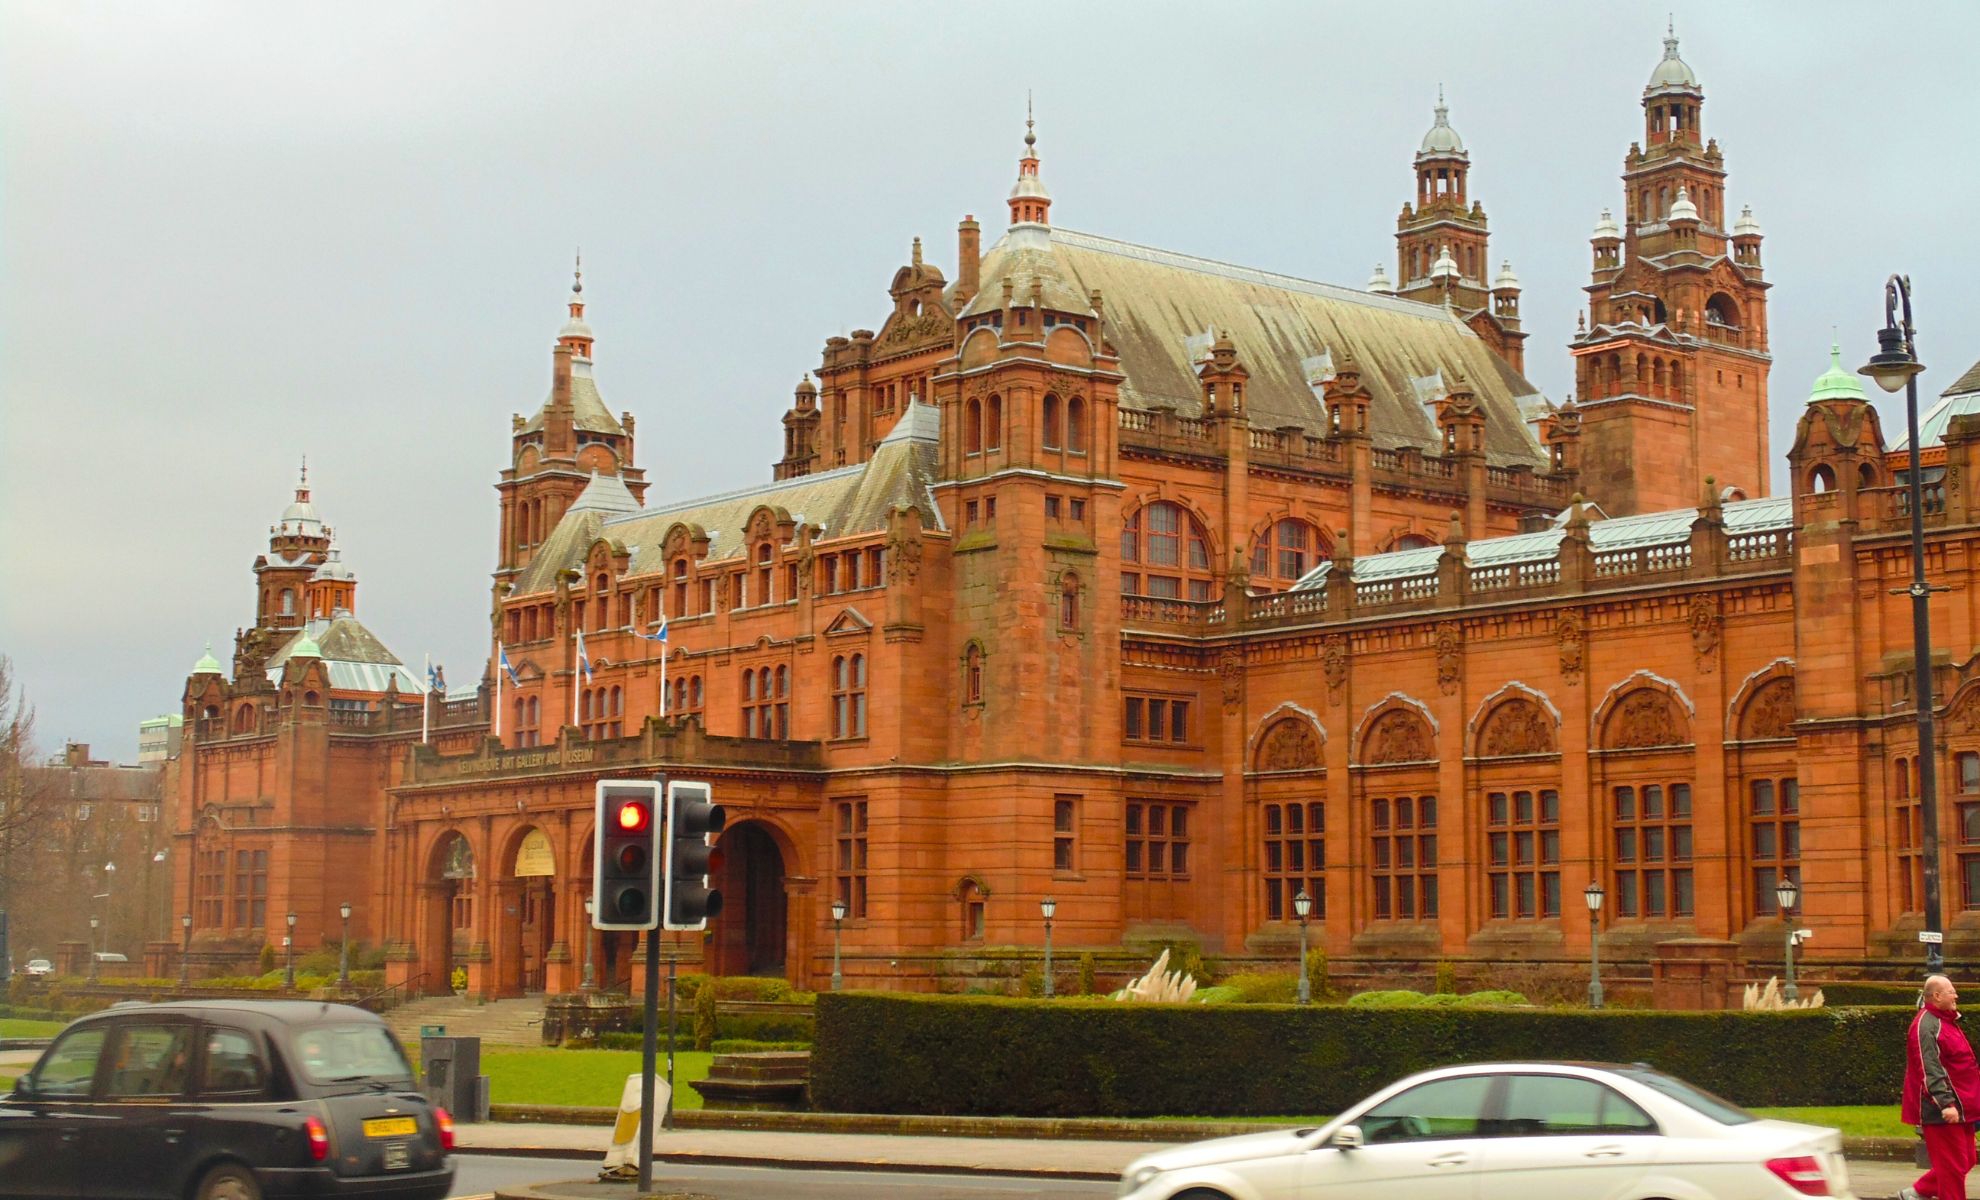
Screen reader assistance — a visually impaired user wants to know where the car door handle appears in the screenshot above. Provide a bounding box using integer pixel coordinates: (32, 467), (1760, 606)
(164, 1128), (187, 1144)
(1585, 1146), (1627, 1159)
(1427, 1152), (1470, 1168)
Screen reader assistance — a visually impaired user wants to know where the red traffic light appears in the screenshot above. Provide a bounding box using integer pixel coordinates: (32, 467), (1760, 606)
(616, 800), (651, 832)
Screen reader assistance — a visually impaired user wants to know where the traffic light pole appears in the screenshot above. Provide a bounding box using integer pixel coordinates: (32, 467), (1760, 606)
(665, 954), (679, 1130)
(638, 930), (658, 1194)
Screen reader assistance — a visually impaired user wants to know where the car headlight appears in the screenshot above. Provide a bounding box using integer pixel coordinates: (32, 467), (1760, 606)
(1119, 1163), (1165, 1197)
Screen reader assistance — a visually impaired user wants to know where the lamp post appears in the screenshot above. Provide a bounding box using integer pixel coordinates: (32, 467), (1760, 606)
(1861, 274), (1944, 977)
(338, 902), (353, 987)
(581, 898), (597, 991)
(1293, 889), (1314, 1005)
(101, 861), (116, 956)
(1777, 877), (1801, 1002)
(1584, 881), (1605, 1009)
(89, 915), (100, 983)
(284, 911), (297, 990)
(1040, 897), (1057, 998)
(179, 913), (192, 986)
(830, 898), (848, 992)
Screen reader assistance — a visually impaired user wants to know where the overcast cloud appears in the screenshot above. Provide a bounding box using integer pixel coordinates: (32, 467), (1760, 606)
(4, 1), (1976, 759)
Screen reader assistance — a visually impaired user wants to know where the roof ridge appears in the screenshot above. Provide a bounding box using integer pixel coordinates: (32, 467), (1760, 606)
(1050, 227), (1460, 321)
(608, 460), (869, 527)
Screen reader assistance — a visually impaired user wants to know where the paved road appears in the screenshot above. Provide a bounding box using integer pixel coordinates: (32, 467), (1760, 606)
(466, 1157), (1117, 1199)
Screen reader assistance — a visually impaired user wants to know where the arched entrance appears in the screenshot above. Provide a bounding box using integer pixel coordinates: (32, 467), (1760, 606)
(709, 821), (787, 978)
(504, 827), (558, 994)
(424, 831), (475, 997)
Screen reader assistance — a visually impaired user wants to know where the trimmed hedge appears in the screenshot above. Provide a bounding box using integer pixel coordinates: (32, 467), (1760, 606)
(1821, 981), (1924, 1007)
(811, 992), (1912, 1117)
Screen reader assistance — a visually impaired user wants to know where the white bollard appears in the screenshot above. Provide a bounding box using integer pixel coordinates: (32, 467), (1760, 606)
(598, 1072), (670, 1181)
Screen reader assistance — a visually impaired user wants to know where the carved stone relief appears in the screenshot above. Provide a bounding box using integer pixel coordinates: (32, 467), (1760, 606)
(1557, 612), (1584, 685)
(1322, 635), (1348, 704)
(1363, 709), (1433, 765)
(1689, 593), (1722, 666)
(1479, 698), (1557, 757)
(1435, 622), (1463, 696)
(1220, 650), (1245, 712)
(1740, 677), (1797, 740)
(1256, 718), (1321, 771)
(1605, 689), (1687, 750)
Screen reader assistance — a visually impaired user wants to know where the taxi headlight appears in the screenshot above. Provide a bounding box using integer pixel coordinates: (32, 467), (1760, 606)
(1119, 1163), (1165, 1196)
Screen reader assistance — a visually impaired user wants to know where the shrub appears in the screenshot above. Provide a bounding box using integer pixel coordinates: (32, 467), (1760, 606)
(1820, 981), (1923, 1007)
(1018, 966), (1043, 998)
(1220, 972), (1301, 1005)
(1132, 939), (1208, 985)
(810, 993), (1911, 1117)
(710, 976), (798, 1002)
(1077, 953), (1097, 997)
(712, 1039), (809, 1054)
(1455, 990), (1529, 1008)
(1348, 989), (1428, 1008)
(258, 945), (276, 975)
(719, 1011), (813, 1044)
(1433, 961), (1458, 995)
(1192, 986), (1243, 1005)
(693, 982), (717, 1051)
(1306, 950), (1330, 999)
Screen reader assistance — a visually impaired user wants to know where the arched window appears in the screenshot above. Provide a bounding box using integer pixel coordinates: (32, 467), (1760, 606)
(1859, 462), (1878, 489)
(1250, 518), (1326, 588)
(280, 589), (294, 616)
(1809, 464), (1835, 494)
(964, 644), (983, 704)
(965, 398), (983, 455)
(986, 395), (1003, 450)
(610, 685), (622, 715)
(756, 542), (774, 606)
(1042, 394), (1061, 449)
(1066, 397), (1088, 454)
(1121, 501), (1215, 600)
(673, 557), (689, 616)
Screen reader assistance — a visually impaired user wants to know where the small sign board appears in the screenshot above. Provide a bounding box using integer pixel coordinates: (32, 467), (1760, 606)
(1920, 930), (1946, 944)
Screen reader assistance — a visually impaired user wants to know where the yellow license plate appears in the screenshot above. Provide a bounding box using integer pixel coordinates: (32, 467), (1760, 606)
(363, 1117), (418, 1138)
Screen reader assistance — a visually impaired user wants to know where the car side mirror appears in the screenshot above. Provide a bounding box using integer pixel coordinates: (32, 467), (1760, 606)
(11, 1076), (32, 1099)
(1329, 1124), (1363, 1150)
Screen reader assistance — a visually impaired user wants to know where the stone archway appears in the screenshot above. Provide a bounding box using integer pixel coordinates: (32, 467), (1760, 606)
(423, 830), (476, 997)
(708, 821), (789, 978)
(499, 825), (558, 995)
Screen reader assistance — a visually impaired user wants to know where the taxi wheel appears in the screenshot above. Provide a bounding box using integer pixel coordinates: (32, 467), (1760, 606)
(193, 1162), (262, 1200)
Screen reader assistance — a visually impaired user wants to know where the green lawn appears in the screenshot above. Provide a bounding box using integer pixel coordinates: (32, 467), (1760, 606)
(480, 1048), (713, 1110)
(0, 1019), (64, 1038)
(1751, 1106), (1910, 1139)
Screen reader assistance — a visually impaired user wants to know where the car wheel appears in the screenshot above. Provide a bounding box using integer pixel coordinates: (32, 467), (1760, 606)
(193, 1163), (262, 1200)
(1174, 1191), (1235, 1200)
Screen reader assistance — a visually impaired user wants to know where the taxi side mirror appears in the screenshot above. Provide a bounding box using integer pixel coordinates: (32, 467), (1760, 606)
(10, 1076), (32, 1098)
(1329, 1124), (1364, 1150)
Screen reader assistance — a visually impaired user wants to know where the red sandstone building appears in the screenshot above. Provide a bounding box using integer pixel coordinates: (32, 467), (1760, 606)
(172, 33), (1980, 999)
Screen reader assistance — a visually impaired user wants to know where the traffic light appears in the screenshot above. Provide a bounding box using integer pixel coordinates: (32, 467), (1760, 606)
(593, 780), (662, 931)
(662, 780), (726, 931)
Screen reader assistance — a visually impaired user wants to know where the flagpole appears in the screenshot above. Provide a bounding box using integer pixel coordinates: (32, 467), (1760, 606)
(494, 643), (504, 741)
(422, 653), (431, 745)
(572, 629), (583, 729)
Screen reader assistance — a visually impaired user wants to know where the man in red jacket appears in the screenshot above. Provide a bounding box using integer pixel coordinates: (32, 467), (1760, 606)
(1903, 975), (1980, 1200)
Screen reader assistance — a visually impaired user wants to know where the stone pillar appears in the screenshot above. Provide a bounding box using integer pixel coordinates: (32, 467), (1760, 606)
(1651, 938), (1740, 1010)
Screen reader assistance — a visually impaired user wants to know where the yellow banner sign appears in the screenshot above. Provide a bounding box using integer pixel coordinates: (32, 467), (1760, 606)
(514, 828), (555, 877)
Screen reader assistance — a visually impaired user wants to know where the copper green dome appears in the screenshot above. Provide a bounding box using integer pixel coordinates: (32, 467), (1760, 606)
(1810, 344), (1867, 403)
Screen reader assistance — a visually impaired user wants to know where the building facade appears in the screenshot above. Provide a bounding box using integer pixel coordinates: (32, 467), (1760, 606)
(173, 33), (1980, 999)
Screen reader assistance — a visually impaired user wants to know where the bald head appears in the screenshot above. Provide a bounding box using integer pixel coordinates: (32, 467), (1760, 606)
(1927, 975), (1960, 1011)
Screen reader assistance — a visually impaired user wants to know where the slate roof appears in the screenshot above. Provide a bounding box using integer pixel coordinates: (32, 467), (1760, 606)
(510, 402), (944, 597)
(519, 360), (626, 437)
(954, 227), (1548, 468)
(264, 615), (426, 694)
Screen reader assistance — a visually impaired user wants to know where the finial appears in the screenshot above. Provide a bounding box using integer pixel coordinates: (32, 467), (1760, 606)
(573, 249), (583, 294)
(1664, 15), (1680, 57)
(1025, 91), (1035, 148)
(299, 454), (308, 487)
(912, 236), (922, 266)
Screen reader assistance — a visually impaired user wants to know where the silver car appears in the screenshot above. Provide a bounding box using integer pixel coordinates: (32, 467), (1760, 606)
(1118, 1062), (1851, 1200)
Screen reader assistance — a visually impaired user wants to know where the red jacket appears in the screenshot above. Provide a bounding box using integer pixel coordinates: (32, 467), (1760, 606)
(1905, 1003), (1980, 1126)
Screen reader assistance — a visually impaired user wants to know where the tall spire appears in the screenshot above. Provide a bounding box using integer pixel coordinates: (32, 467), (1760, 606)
(558, 250), (595, 360)
(1007, 94), (1052, 232)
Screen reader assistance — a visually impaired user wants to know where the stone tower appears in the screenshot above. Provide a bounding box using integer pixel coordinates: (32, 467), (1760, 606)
(1570, 26), (1772, 515)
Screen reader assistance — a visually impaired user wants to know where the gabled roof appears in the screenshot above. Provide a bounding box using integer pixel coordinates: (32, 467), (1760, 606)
(510, 403), (944, 597)
(264, 616), (425, 694)
(956, 227), (1547, 468)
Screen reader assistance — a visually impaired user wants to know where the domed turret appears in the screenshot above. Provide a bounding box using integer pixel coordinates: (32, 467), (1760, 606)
(1809, 344), (1868, 403)
(1645, 23), (1701, 96)
(1592, 209), (1621, 241)
(1416, 88), (1467, 161)
(278, 460), (324, 538)
(1430, 245), (1460, 281)
(1733, 205), (1763, 238)
(311, 547), (354, 582)
(1367, 264), (1394, 294)
(1493, 261), (1521, 291)
(1669, 185), (1699, 224)
(193, 642), (224, 676)
(1006, 96), (1052, 233)
(558, 253), (594, 357)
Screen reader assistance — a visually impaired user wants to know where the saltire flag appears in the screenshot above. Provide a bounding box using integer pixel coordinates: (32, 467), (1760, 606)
(499, 643), (521, 687)
(576, 629), (594, 682)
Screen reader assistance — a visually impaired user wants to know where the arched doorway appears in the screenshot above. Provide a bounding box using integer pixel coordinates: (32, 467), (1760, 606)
(504, 827), (557, 994)
(710, 821), (788, 978)
(425, 831), (476, 996)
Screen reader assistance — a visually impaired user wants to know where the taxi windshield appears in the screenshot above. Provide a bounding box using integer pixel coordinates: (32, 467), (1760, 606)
(289, 1022), (412, 1085)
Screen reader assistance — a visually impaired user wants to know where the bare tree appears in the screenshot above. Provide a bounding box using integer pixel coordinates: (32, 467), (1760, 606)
(0, 657), (63, 962)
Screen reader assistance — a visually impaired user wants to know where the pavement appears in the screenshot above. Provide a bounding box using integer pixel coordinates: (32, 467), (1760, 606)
(458, 1119), (1937, 1200)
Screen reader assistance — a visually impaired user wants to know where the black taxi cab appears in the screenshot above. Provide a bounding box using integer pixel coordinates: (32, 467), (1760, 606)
(0, 1000), (454, 1200)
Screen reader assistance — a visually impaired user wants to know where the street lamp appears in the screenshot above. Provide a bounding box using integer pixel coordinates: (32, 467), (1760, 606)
(1861, 274), (1944, 978)
(1584, 881), (1605, 1009)
(1293, 889), (1314, 1005)
(581, 898), (597, 991)
(1040, 897), (1057, 998)
(89, 915), (100, 983)
(830, 898), (848, 992)
(1777, 877), (1801, 1002)
(101, 861), (116, 955)
(338, 902), (353, 987)
(284, 911), (297, 990)
(179, 913), (192, 986)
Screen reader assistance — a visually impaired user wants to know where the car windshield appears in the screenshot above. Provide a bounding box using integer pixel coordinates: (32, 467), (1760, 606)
(289, 1022), (412, 1085)
(1616, 1067), (1756, 1125)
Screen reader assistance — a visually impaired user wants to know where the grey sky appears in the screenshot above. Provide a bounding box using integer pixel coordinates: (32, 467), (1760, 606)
(4, 1), (1976, 760)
